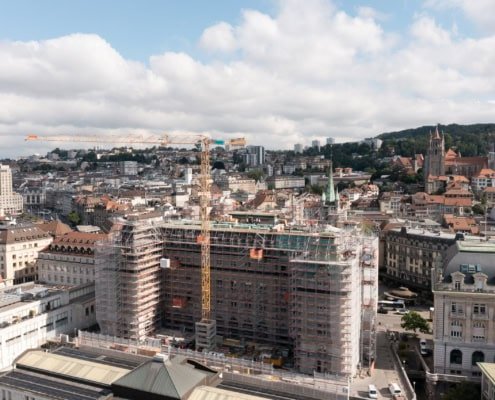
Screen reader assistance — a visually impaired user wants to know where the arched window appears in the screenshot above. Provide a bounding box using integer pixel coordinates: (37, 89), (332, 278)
(450, 349), (462, 364)
(472, 351), (484, 365)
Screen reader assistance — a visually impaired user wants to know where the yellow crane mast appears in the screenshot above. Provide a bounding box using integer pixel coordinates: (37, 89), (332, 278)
(26, 133), (245, 348)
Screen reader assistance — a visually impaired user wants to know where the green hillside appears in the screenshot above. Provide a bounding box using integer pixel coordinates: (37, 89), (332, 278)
(377, 123), (495, 157)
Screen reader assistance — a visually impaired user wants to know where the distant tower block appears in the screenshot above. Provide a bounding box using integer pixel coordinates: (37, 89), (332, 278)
(195, 319), (217, 351)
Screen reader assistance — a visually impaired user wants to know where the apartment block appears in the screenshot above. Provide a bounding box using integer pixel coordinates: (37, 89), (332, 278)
(382, 226), (456, 292)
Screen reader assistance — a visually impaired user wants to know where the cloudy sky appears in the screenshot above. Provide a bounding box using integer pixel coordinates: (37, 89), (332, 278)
(1, 0), (494, 157)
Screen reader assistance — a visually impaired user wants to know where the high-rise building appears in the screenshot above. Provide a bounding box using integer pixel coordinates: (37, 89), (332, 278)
(326, 138), (335, 145)
(244, 146), (265, 167)
(294, 143), (303, 154)
(0, 164), (23, 215)
(312, 140), (321, 151)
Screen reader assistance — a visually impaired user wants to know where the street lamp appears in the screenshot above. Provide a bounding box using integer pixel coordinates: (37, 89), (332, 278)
(413, 381), (416, 393)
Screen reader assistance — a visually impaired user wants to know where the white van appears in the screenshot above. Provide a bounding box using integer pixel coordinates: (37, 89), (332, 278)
(388, 382), (402, 396)
(368, 384), (378, 399)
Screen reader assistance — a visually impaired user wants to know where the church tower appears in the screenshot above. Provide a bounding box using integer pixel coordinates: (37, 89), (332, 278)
(424, 125), (445, 180)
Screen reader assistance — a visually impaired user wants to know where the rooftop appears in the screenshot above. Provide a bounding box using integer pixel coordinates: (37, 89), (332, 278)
(16, 350), (130, 386)
(478, 363), (495, 385)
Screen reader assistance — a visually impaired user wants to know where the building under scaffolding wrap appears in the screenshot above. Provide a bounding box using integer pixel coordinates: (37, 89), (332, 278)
(160, 221), (379, 377)
(95, 212), (164, 340)
(93, 211), (378, 377)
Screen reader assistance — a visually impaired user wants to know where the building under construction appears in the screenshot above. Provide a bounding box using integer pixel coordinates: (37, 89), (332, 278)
(95, 212), (378, 377)
(95, 212), (164, 340)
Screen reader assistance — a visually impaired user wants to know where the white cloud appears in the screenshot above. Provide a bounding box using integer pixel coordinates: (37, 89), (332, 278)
(424, 0), (495, 33)
(0, 0), (495, 157)
(199, 22), (237, 53)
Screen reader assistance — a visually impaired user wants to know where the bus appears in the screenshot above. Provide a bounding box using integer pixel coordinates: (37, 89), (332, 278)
(378, 300), (405, 311)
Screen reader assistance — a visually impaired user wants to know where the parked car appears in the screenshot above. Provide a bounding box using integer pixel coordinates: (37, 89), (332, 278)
(388, 383), (402, 397)
(396, 309), (409, 315)
(378, 307), (388, 314)
(368, 384), (378, 399)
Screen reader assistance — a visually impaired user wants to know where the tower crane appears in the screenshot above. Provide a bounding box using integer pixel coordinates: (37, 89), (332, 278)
(26, 133), (246, 349)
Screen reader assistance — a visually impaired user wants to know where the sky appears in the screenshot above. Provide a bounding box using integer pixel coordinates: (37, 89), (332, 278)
(1, 0), (494, 157)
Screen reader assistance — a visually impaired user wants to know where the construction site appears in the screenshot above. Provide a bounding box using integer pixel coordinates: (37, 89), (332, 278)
(95, 212), (378, 378)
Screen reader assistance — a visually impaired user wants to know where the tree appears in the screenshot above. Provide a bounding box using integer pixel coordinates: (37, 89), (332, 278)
(472, 203), (486, 215)
(400, 311), (430, 334)
(442, 382), (480, 400)
(247, 169), (264, 183)
(68, 211), (81, 226)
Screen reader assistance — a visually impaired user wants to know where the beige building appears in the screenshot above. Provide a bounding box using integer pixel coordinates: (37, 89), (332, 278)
(0, 223), (52, 286)
(0, 164), (23, 215)
(37, 231), (107, 286)
(480, 362), (495, 400)
(432, 241), (495, 383)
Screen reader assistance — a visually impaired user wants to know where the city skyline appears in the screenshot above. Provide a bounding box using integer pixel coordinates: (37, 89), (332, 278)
(0, 0), (494, 158)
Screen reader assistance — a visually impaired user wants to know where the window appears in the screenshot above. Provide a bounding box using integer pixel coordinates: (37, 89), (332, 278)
(473, 304), (486, 315)
(454, 281), (461, 290)
(450, 349), (462, 365)
(450, 320), (463, 338)
(451, 302), (464, 314)
(472, 351), (484, 365)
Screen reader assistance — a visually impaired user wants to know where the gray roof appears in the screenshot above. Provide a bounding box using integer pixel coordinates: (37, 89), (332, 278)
(444, 241), (495, 282)
(112, 355), (216, 399)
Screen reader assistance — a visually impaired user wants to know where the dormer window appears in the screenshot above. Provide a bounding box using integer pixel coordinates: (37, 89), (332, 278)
(454, 281), (461, 290)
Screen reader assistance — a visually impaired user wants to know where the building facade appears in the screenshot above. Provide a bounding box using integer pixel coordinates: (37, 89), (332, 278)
(432, 241), (495, 383)
(95, 212), (164, 341)
(0, 282), (96, 369)
(160, 222), (378, 376)
(0, 223), (52, 286)
(37, 231), (107, 286)
(382, 227), (456, 292)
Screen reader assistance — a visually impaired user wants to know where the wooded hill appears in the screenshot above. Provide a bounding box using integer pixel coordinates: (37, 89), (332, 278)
(377, 123), (495, 157)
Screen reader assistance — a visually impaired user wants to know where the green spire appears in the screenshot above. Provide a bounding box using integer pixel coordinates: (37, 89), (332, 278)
(324, 164), (336, 205)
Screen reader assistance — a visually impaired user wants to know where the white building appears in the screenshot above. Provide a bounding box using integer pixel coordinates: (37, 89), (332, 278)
(0, 282), (96, 370)
(472, 169), (495, 191)
(0, 165), (23, 215)
(432, 241), (495, 384)
(267, 175), (305, 189)
(326, 138), (335, 145)
(0, 223), (52, 286)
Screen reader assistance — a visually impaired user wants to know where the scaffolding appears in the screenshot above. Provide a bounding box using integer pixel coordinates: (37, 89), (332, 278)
(95, 215), (164, 341)
(160, 223), (374, 377)
(359, 235), (379, 374)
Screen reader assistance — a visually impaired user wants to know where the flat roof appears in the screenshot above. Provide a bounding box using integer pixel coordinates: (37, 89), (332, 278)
(189, 386), (270, 400)
(16, 350), (130, 386)
(0, 370), (111, 400)
(457, 241), (495, 253)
